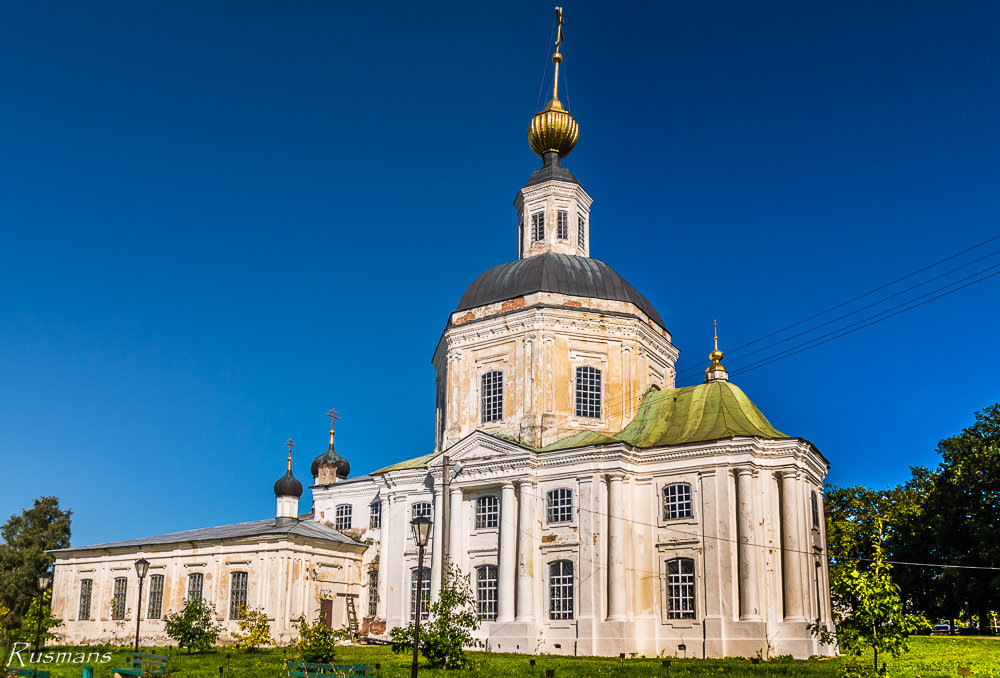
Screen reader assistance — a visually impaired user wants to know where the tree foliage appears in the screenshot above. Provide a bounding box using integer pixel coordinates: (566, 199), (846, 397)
(0, 497), (71, 640)
(813, 524), (928, 674)
(13, 590), (63, 645)
(231, 606), (273, 652)
(825, 402), (1000, 633)
(163, 597), (221, 653)
(390, 561), (481, 669)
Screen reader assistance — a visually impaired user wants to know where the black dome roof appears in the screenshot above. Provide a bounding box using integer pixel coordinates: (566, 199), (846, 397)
(273, 470), (303, 498)
(456, 253), (665, 329)
(311, 448), (350, 480)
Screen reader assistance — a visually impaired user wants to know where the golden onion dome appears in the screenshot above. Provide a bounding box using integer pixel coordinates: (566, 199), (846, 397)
(528, 96), (580, 158)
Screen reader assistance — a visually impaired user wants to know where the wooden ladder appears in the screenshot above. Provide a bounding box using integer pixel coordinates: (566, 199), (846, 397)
(346, 595), (359, 635)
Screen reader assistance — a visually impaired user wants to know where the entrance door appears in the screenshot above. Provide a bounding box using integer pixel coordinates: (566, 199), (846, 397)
(320, 598), (334, 629)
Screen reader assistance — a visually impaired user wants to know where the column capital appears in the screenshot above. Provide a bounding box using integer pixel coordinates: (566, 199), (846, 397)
(734, 467), (756, 478)
(516, 478), (536, 489)
(449, 485), (462, 497)
(607, 471), (626, 482)
(776, 468), (801, 480)
(500, 479), (516, 489)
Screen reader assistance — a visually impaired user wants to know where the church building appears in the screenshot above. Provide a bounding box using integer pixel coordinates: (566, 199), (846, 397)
(49, 12), (833, 659)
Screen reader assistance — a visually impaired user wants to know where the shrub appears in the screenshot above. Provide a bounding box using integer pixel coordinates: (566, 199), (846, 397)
(390, 561), (481, 669)
(14, 592), (62, 645)
(163, 597), (221, 653)
(293, 612), (338, 664)
(231, 606), (273, 652)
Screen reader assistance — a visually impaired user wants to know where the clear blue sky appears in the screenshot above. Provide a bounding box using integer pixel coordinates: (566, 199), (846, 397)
(2, 2), (998, 547)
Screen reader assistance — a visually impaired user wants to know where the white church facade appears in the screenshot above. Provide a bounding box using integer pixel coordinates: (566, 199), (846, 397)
(49, 17), (834, 659)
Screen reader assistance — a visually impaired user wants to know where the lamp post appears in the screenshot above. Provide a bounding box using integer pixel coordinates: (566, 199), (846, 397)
(134, 558), (150, 652)
(34, 569), (52, 655)
(409, 515), (432, 678)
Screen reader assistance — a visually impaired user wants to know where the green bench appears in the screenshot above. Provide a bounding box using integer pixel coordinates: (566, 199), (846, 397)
(112, 652), (171, 677)
(286, 661), (374, 677)
(8, 669), (51, 678)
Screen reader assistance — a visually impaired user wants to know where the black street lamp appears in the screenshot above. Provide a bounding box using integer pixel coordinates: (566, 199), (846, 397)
(409, 514), (432, 678)
(134, 558), (150, 652)
(34, 569), (52, 655)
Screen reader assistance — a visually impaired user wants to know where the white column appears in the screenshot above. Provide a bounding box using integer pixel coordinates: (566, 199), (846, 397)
(498, 481), (517, 623)
(607, 472), (627, 621)
(448, 486), (463, 570)
(780, 472), (805, 620)
(516, 479), (536, 622)
(737, 468), (761, 620)
(431, 489), (444, 598)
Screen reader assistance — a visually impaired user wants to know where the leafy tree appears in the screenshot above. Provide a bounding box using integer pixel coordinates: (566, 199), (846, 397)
(13, 590), (62, 645)
(813, 524), (928, 675)
(0, 497), (71, 639)
(163, 597), (221, 653)
(293, 612), (338, 663)
(390, 561), (481, 669)
(231, 605), (273, 652)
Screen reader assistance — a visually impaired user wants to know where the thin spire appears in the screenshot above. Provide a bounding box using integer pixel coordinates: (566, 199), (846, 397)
(551, 7), (565, 103)
(705, 320), (729, 382)
(286, 438), (294, 472)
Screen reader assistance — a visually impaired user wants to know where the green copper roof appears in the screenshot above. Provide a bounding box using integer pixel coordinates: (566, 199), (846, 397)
(543, 380), (790, 452)
(372, 452), (439, 475)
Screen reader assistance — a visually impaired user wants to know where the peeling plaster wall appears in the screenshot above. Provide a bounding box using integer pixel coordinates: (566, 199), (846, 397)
(51, 536), (365, 646)
(434, 295), (679, 449)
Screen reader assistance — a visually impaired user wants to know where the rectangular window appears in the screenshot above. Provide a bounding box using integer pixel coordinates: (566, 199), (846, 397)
(549, 561), (574, 620)
(111, 577), (127, 620)
(411, 502), (432, 520)
(531, 212), (545, 242)
(475, 495), (500, 529)
(518, 213), (524, 254)
(811, 491), (820, 528)
(476, 565), (498, 621)
(410, 568), (430, 621)
(575, 366), (602, 418)
(368, 570), (379, 617)
(578, 215), (586, 250)
(335, 504), (353, 530)
(557, 210), (568, 239)
(229, 572), (248, 619)
(663, 483), (693, 520)
(480, 370), (503, 423)
(78, 579), (92, 621)
(370, 501), (382, 529)
(546, 488), (573, 524)
(666, 558), (696, 619)
(187, 573), (204, 601)
(147, 574), (164, 620)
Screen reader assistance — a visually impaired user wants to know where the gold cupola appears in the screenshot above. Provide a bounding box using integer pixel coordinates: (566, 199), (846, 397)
(527, 8), (580, 158)
(705, 320), (729, 382)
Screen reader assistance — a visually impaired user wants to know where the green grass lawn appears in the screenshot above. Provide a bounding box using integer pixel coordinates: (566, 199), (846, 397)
(3, 636), (998, 678)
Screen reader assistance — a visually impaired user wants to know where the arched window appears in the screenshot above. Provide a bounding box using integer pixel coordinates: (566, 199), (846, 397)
(370, 501), (382, 529)
(229, 571), (248, 619)
(557, 210), (569, 239)
(147, 574), (164, 620)
(335, 504), (353, 530)
(410, 567), (431, 620)
(78, 579), (93, 621)
(532, 212), (545, 242)
(662, 483), (693, 520)
(811, 491), (820, 528)
(476, 565), (499, 620)
(546, 488), (573, 524)
(548, 560), (574, 620)
(111, 577), (127, 620)
(475, 495), (500, 529)
(367, 570), (379, 617)
(665, 558), (696, 619)
(481, 370), (503, 423)
(411, 501), (432, 520)
(187, 572), (203, 601)
(575, 366), (602, 418)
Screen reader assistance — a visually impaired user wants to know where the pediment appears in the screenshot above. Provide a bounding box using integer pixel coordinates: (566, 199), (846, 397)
(429, 430), (532, 466)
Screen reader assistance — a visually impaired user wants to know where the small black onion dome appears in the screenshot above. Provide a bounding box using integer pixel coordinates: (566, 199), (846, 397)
(311, 448), (350, 479)
(273, 470), (303, 498)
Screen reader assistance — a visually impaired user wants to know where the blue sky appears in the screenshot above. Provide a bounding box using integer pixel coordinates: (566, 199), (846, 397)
(1, 1), (998, 547)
